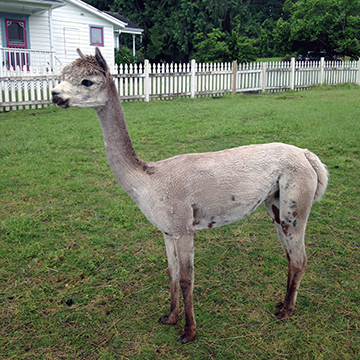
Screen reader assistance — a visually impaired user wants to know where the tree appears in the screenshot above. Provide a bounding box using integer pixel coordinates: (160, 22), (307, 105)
(193, 29), (230, 62)
(82, 0), (288, 62)
(284, 0), (360, 58)
(272, 18), (292, 56)
(232, 36), (259, 62)
(228, 16), (259, 62)
(193, 20), (260, 64)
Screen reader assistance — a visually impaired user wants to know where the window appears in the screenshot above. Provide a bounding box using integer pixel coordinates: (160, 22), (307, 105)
(5, 19), (27, 48)
(90, 26), (103, 46)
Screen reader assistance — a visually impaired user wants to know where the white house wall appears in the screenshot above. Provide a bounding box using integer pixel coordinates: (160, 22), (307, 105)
(52, 2), (115, 67)
(28, 12), (51, 52)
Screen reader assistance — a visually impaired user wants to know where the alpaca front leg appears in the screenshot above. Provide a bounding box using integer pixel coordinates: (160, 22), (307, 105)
(159, 235), (180, 325)
(176, 234), (196, 344)
(160, 234), (196, 343)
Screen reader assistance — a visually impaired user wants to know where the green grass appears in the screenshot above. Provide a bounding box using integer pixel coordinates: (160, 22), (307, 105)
(257, 57), (284, 62)
(1, 85), (359, 359)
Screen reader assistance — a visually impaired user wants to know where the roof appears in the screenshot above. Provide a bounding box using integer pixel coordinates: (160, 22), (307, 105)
(0, 0), (66, 13)
(64, 0), (127, 30)
(0, 0), (143, 35)
(104, 11), (144, 35)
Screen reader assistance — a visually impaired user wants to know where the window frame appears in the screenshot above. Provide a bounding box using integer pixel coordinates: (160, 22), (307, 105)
(5, 18), (27, 48)
(89, 25), (104, 46)
(2, 17), (29, 69)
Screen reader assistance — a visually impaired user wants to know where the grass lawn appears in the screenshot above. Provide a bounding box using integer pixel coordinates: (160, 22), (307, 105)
(256, 57), (284, 62)
(1, 85), (359, 359)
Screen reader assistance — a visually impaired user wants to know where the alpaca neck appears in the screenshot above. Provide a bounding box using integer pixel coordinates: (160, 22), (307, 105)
(95, 82), (146, 193)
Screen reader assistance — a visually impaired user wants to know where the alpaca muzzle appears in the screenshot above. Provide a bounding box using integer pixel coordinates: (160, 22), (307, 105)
(51, 91), (70, 108)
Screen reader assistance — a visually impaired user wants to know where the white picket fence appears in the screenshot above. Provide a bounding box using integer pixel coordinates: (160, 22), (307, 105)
(1, 58), (359, 111)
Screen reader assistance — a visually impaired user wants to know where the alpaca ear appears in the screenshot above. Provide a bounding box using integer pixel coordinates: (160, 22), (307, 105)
(95, 47), (110, 79)
(77, 48), (86, 58)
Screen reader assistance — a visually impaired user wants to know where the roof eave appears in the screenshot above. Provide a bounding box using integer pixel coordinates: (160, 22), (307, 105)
(0, 0), (66, 14)
(65, 0), (127, 28)
(120, 28), (143, 35)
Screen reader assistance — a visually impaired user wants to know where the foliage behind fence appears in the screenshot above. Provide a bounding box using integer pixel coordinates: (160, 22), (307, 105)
(1, 58), (359, 111)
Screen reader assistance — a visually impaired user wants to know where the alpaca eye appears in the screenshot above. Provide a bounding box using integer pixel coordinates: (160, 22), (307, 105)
(81, 79), (93, 87)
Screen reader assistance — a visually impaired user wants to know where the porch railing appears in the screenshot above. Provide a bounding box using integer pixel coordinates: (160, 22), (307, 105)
(0, 48), (61, 76)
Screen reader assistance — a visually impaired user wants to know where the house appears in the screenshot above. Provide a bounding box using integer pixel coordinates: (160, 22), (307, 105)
(0, 0), (143, 72)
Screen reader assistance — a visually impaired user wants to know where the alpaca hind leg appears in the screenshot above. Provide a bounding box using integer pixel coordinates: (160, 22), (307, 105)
(264, 195), (310, 318)
(275, 245), (307, 318)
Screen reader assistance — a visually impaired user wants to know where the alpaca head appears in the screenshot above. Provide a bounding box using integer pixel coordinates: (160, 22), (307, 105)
(52, 48), (111, 109)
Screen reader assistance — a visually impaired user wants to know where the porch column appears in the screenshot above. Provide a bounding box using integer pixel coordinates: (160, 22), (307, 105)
(132, 34), (136, 57)
(48, 8), (55, 69)
(116, 30), (120, 50)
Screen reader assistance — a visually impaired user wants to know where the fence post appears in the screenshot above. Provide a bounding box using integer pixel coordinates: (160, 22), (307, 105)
(262, 62), (267, 92)
(144, 59), (150, 102)
(320, 57), (325, 85)
(232, 60), (237, 94)
(357, 58), (360, 86)
(190, 59), (196, 98)
(290, 57), (295, 90)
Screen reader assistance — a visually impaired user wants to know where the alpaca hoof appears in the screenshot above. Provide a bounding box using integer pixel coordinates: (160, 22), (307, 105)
(275, 307), (293, 319)
(176, 330), (196, 344)
(276, 301), (284, 309)
(159, 314), (177, 326)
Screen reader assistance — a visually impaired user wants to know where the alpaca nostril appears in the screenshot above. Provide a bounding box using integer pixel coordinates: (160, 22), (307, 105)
(51, 90), (59, 96)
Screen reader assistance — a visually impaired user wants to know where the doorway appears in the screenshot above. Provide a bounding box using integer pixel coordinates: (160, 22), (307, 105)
(5, 19), (29, 69)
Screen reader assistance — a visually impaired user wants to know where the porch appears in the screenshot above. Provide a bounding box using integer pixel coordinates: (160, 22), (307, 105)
(0, 47), (61, 76)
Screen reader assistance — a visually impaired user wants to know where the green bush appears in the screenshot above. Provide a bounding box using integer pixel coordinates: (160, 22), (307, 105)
(115, 46), (145, 66)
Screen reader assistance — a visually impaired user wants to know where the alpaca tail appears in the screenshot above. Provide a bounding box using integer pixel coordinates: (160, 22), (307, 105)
(304, 150), (329, 203)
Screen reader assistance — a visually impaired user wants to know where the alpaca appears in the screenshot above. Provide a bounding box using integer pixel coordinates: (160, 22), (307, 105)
(52, 48), (328, 344)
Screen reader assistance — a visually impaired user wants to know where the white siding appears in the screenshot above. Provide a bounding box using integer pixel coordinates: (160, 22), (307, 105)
(63, 27), (80, 61)
(51, 2), (115, 67)
(28, 12), (51, 52)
